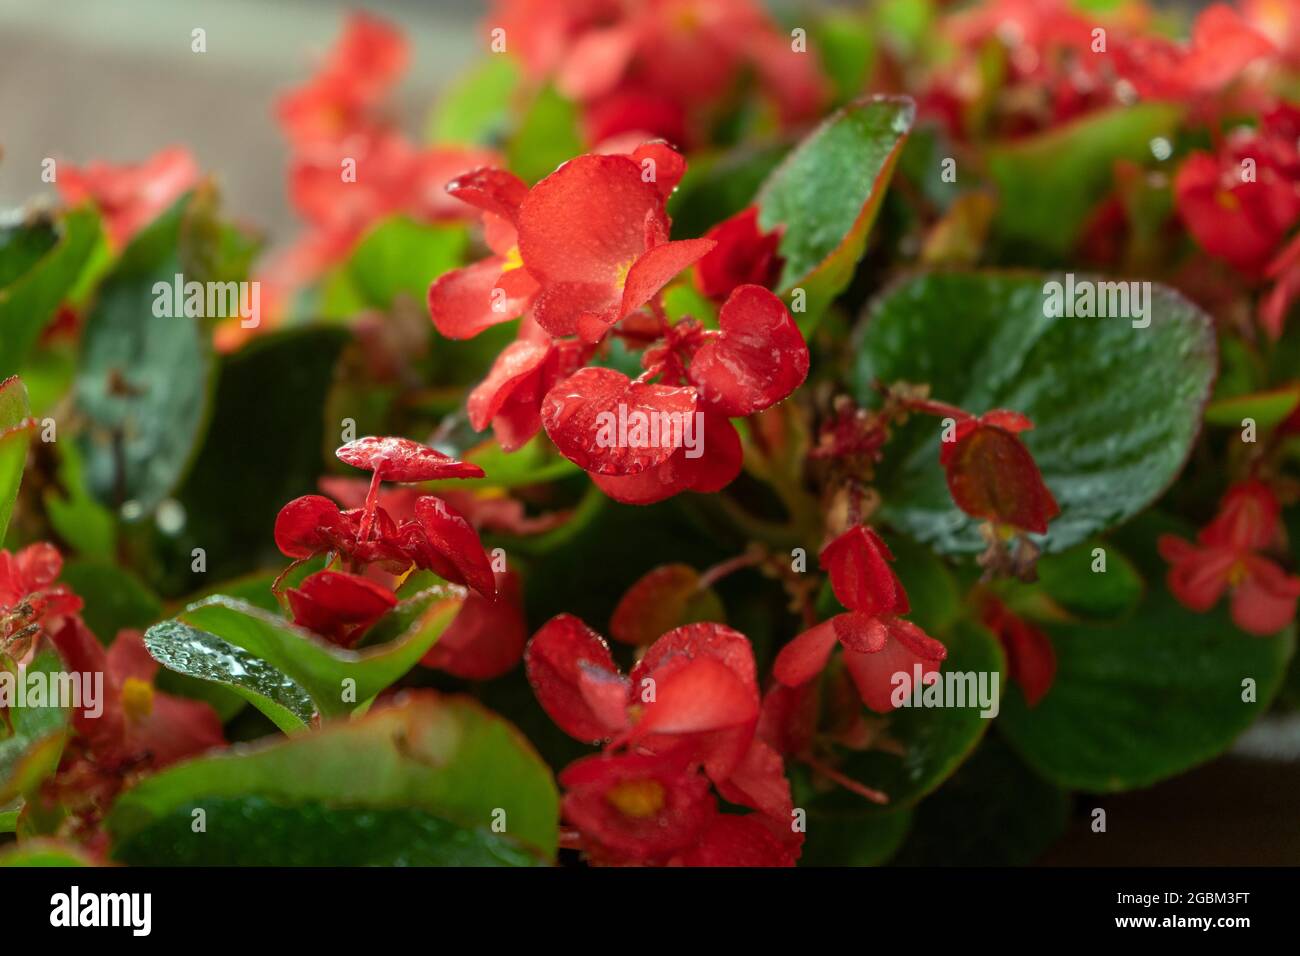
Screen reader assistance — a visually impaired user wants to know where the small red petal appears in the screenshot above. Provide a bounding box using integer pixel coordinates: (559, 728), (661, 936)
(411, 496), (497, 600)
(676, 814), (795, 867)
(525, 614), (628, 743)
(610, 563), (706, 646)
(688, 284), (808, 416)
(943, 424), (1060, 534)
(336, 436), (485, 482)
(629, 141), (687, 200)
(274, 495), (348, 559)
(444, 167), (529, 223)
(820, 525), (909, 616)
(428, 257), (533, 340)
(772, 620), (838, 686)
(421, 570), (525, 679)
(842, 617), (947, 714)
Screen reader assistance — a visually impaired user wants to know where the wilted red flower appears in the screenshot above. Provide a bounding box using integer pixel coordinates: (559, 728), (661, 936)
(58, 146), (200, 249)
(980, 595), (1056, 707)
(0, 543), (83, 658)
(774, 525), (947, 713)
(1158, 479), (1300, 635)
(694, 207), (784, 301)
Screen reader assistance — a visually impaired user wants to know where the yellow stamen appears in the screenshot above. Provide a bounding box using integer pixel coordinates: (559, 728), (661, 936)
(605, 779), (666, 819)
(122, 677), (155, 723)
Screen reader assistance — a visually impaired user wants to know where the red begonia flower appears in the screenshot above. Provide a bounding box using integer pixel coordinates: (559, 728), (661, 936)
(839, 616), (947, 714)
(275, 13), (407, 146)
(285, 570), (398, 646)
(588, 409), (742, 504)
(0, 543), (83, 655)
(980, 596), (1056, 707)
(274, 494), (355, 559)
(58, 147), (200, 249)
(404, 496), (498, 601)
(516, 153), (713, 339)
(584, 87), (689, 147)
(820, 525), (910, 617)
(694, 208), (784, 301)
(49, 621), (224, 771)
(336, 436), (485, 482)
(558, 750), (715, 864)
(1121, 4), (1275, 99)
(524, 613), (628, 744)
(687, 285), (808, 416)
(1158, 480), (1300, 635)
(420, 570), (526, 679)
(938, 410), (1060, 534)
(541, 366), (697, 475)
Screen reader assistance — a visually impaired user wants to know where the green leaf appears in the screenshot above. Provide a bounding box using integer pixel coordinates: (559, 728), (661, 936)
(42, 439), (116, 560)
(428, 55), (520, 145)
(0, 207), (101, 378)
(986, 103), (1181, 259)
(814, 13), (876, 104)
(829, 620), (1004, 808)
(325, 216), (468, 314)
(892, 736), (1068, 865)
(73, 195), (214, 511)
(0, 839), (96, 866)
(855, 272), (1217, 554)
(757, 95), (914, 327)
(0, 375), (34, 543)
(0, 652), (70, 804)
(107, 693), (559, 863)
(507, 85), (583, 184)
(168, 589), (463, 717)
(999, 586), (1296, 791)
(1034, 537), (1142, 619)
(1204, 384), (1300, 430)
(668, 142), (791, 239)
(799, 803), (912, 866)
(144, 620), (314, 733)
(59, 561), (162, 642)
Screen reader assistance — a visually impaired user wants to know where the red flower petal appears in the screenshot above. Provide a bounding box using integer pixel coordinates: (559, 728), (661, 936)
(676, 813), (796, 867)
(610, 563), (708, 646)
(620, 237), (716, 317)
(688, 284), (808, 416)
(541, 366), (697, 475)
(336, 436), (485, 481)
(772, 619), (838, 687)
(531, 280), (618, 338)
(842, 617), (947, 713)
(517, 153), (665, 288)
(1232, 555), (1300, 636)
(629, 141), (687, 200)
(1201, 479), (1281, 552)
(286, 570), (397, 646)
(982, 598), (1056, 707)
(428, 257), (534, 340)
(820, 525), (909, 617)
(411, 496), (497, 600)
(444, 167), (529, 223)
(626, 655), (759, 740)
(525, 614), (628, 744)
(466, 337), (552, 433)
(1159, 535), (1235, 613)
(421, 570), (526, 679)
(830, 610), (889, 654)
(274, 495), (349, 559)
(695, 207), (784, 301)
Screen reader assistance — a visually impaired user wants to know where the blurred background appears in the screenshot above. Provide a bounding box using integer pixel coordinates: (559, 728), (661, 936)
(2, 0), (1292, 866)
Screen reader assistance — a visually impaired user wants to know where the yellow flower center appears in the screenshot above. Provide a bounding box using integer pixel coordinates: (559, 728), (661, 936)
(501, 245), (524, 274)
(614, 258), (636, 290)
(605, 779), (666, 819)
(121, 677), (155, 723)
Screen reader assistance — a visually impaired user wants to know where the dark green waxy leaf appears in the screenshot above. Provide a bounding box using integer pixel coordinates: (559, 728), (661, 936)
(757, 95), (914, 326)
(799, 803), (912, 866)
(855, 272), (1216, 554)
(0, 652), (70, 805)
(0, 207), (101, 378)
(166, 589), (462, 718)
(107, 693), (559, 863)
(1034, 538), (1142, 619)
(323, 216), (467, 315)
(59, 561), (163, 642)
(828, 620), (1004, 809)
(428, 55), (520, 146)
(144, 620), (314, 733)
(508, 85), (583, 184)
(113, 796), (542, 866)
(174, 325), (348, 586)
(0, 375), (34, 543)
(893, 736), (1068, 865)
(42, 439), (116, 560)
(999, 586), (1295, 792)
(668, 141), (791, 239)
(986, 103), (1181, 259)
(73, 195), (214, 512)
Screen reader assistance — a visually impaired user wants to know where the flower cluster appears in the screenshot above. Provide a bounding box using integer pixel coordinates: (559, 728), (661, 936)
(525, 614), (798, 865)
(430, 146), (810, 504)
